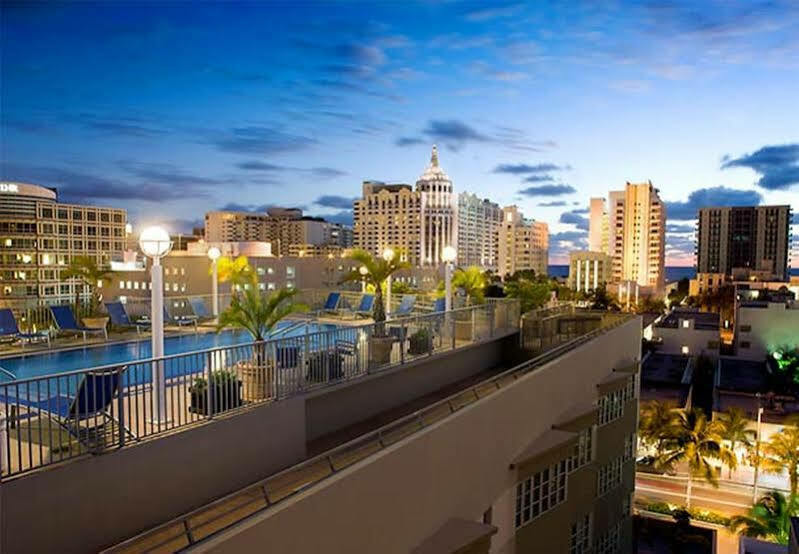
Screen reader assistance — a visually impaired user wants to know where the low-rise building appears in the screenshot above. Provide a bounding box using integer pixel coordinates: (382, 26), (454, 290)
(568, 251), (612, 292)
(652, 309), (720, 358)
(640, 352), (694, 409)
(735, 298), (799, 360)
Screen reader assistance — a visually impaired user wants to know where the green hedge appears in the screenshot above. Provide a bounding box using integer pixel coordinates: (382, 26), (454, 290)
(643, 502), (730, 526)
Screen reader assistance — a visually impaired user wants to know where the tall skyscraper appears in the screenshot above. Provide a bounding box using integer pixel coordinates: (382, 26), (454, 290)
(497, 205), (549, 277)
(696, 205), (792, 280)
(353, 145), (457, 267)
(588, 197), (608, 253)
(457, 192), (502, 270)
(589, 182), (666, 291)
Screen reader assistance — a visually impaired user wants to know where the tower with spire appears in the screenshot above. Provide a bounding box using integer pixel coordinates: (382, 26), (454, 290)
(416, 145), (457, 266)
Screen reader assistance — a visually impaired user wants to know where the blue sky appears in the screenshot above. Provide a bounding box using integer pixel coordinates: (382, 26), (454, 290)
(2, 1), (798, 265)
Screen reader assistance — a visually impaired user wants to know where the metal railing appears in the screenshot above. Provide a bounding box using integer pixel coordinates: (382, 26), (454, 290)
(104, 310), (634, 553)
(0, 299), (520, 478)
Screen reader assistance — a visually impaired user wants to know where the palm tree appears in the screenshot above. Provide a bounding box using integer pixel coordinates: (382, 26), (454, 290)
(217, 285), (307, 342)
(719, 407), (756, 477)
(639, 400), (677, 452)
(451, 266), (486, 304)
(61, 255), (115, 316)
(216, 255), (253, 293)
(504, 278), (550, 312)
(655, 408), (735, 507)
(340, 249), (410, 336)
(729, 491), (799, 545)
(761, 422), (799, 497)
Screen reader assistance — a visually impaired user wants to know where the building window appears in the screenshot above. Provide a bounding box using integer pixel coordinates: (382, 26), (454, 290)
(571, 426), (593, 471)
(514, 459), (569, 529)
(623, 432), (636, 462)
(570, 513), (592, 554)
(741, 341), (750, 349)
(681, 345), (689, 355)
(595, 521), (622, 554)
(597, 457), (623, 497)
(599, 380), (633, 425)
(740, 325), (751, 332)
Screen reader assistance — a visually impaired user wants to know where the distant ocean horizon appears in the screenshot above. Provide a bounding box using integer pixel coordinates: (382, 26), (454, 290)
(547, 265), (799, 282)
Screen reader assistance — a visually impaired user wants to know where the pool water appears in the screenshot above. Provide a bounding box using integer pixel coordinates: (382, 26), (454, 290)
(0, 320), (341, 382)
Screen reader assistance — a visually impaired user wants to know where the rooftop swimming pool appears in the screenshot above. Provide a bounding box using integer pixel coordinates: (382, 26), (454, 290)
(0, 320), (341, 382)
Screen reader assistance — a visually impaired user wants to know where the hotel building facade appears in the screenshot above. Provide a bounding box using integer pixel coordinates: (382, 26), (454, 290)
(0, 181), (128, 307)
(457, 192), (502, 270)
(353, 146), (457, 267)
(696, 205), (792, 281)
(497, 206), (549, 278)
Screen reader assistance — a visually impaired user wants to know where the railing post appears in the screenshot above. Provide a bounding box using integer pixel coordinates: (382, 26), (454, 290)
(303, 326), (310, 390)
(0, 409), (7, 477)
(471, 307), (476, 342)
(206, 350), (214, 419)
(450, 310), (456, 350)
(117, 366), (126, 448)
(489, 302), (495, 338)
(400, 319), (406, 364)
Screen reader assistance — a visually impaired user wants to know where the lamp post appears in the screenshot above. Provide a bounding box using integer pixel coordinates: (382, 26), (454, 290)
(359, 265), (368, 293)
(382, 248), (395, 314)
(139, 226), (172, 424)
(442, 246), (457, 312)
(752, 393), (764, 503)
(207, 246), (221, 318)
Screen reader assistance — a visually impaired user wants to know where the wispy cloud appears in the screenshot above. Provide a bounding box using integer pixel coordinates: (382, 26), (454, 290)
(721, 144), (799, 190)
(422, 120), (490, 151)
(493, 163), (567, 175)
(518, 184), (576, 197)
(213, 126), (317, 155)
(395, 136), (426, 147)
(665, 186), (763, 220)
(464, 3), (524, 22)
(315, 195), (356, 209)
(559, 208), (589, 230)
(538, 201), (567, 207)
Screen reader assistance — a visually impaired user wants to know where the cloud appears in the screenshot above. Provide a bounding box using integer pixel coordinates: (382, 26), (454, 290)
(395, 136), (426, 147)
(213, 126), (317, 155)
(549, 230), (589, 259)
(721, 144), (799, 190)
(666, 223), (695, 233)
(665, 186), (763, 220)
(315, 195), (356, 210)
(236, 161), (287, 171)
(494, 163), (567, 175)
(470, 61), (528, 82)
(559, 209), (589, 230)
(422, 120), (490, 151)
(162, 218), (204, 234)
(117, 161), (227, 187)
(219, 203), (272, 213)
(524, 175), (554, 182)
(538, 201), (567, 207)
(518, 184), (576, 197)
(80, 116), (167, 138)
(464, 3), (524, 22)
(310, 167), (348, 179)
(609, 80), (651, 93)
(315, 210), (353, 226)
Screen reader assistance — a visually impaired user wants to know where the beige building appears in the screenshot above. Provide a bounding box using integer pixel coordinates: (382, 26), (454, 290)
(590, 182), (666, 292)
(697, 205), (792, 281)
(568, 251), (612, 292)
(0, 181), (128, 307)
(204, 208), (350, 256)
(457, 192), (502, 270)
(588, 197), (608, 254)
(353, 146), (456, 267)
(498, 206), (549, 278)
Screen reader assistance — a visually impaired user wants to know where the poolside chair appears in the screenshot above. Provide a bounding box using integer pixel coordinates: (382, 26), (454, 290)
(188, 297), (214, 322)
(7, 366), (135, 451)
(339, 294), (375, 319)
(50, 305), (108, 341)
(0, 308), (50, 348)
(389, 294), (416, 319)
(163, 306), (198, 332)
(433, 297), (446, 312)
(319, 292), (341, 314)
(104, 301), (150, 335)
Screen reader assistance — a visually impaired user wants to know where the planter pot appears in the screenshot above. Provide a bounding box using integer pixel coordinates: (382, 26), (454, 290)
(82, 316), (109, 330)
(408, 334), (433, 355)
(189, 380), (242, 415)
(238, 362), (273, 402)
(306, 351), (344, 383)
(369, 335), (394, 368)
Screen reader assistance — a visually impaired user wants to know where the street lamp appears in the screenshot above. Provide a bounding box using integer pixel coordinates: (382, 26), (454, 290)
(753, 393), (764, 503)
(359, 265), (368, 293)
(139, 225), (172, 424)
(382, 248), (395, 314)
(442, 245), (457, 312)
(207, 246), (221, 318)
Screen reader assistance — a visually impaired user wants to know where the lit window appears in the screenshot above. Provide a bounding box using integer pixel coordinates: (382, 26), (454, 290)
(681, 346), (689, 354)
(682, 320), (690, 328)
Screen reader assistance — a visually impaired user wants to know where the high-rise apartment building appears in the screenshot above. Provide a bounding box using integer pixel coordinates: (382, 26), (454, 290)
(204, 208), (350, 256)
(696, 205), (792, 280)
(353, 146), (456, 266)
(590, 182), (666, 291)
(0, 181), (128, 306)
(457, 192), (502, 270)
(588, 198), (608, 253)
(497, 206), (549, 277)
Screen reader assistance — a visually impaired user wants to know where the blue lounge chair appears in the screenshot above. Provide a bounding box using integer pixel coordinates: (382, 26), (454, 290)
(433, 297), (446, 312)
(354, 294), (375, 317)
(318, 292), (341, 314)
(0, 308), (50, 348)
(50, 305), (108, 341)
(390, 294), (416, 319)
(104, 301), (150, 334)
(163, 306), (198, 331)
(188, 297), (212, 320)
(2, 367), (135, 451)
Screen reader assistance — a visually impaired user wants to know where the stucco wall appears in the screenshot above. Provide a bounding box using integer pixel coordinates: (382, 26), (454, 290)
(0, 396), (306, 554)
(193, 318), (641, 554)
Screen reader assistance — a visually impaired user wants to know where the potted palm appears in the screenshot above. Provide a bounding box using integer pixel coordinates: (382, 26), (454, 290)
(189, 370), (242, 415)
(408, 327), (433, 355)
(340, 249), (410, 367)
(62, 255), (115, 331)
(216, 259), (307, 401)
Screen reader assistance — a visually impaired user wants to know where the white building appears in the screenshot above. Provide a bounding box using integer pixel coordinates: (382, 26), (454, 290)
(651, 309), (721, 358)
(417, 145), (457, 266)
(735, 298), (799, 360)
(568, 251), (612, 292)
(457, 192), (502, 270)
(497, 206), (548, 278)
